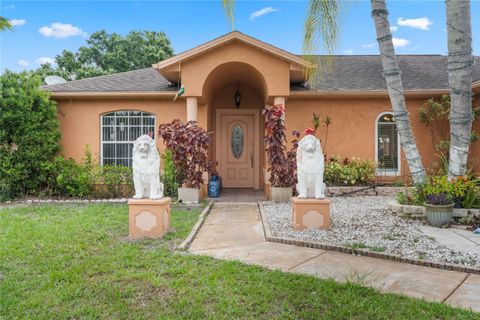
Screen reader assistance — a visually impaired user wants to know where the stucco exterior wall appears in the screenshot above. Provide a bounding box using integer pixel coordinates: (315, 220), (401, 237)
(55, 97), (208, 163)
(286, 96), (480, 177)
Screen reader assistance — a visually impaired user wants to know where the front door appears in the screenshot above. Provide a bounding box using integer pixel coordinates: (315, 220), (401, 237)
(216, 110), (258, 188)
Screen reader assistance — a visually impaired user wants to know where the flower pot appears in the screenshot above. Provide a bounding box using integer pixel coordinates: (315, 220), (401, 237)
(178, 187), (202, 204)
(424, 203), (454, 227)
(270, 187), (292, 203)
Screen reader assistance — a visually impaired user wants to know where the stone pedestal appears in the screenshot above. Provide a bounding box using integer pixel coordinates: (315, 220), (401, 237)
(292, 197), (331, 230)
(128, 198), (171, 239)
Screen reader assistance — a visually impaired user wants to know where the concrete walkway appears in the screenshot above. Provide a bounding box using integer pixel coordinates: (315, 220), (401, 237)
(189, 203), (480, 313)
(420, 225), (480, 254)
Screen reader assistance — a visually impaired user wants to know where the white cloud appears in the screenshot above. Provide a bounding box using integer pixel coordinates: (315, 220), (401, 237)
(8, 19), (26, 26)
(397, 17), (433, 31)
(39, 22), (87, 39)
(36, 57), (55, 65)
(392, 37), (410, 48)
(343, 49), (354, 55)
(361, 42), (376, 48)
(249, 7), (279, 20)
(390, 26), (398, 32)
(17, 59), (29, 68)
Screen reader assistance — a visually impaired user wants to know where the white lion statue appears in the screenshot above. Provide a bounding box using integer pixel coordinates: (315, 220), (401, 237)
(296, 134), (326, 199)
(132, 135), (164, 200)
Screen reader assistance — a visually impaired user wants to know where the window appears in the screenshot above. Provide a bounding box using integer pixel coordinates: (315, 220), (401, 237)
(376, 112), (400, 175)
(101, 110), (156, 167)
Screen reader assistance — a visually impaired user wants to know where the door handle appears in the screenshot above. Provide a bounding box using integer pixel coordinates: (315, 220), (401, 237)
(250, 151), (254, 168)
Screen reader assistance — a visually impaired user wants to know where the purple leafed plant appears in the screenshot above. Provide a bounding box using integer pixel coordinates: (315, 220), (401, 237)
(425, 192), (453, 206)
(158, 119), (213, 189)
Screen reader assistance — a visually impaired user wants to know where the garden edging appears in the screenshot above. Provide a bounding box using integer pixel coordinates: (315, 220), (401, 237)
(387, 200), (480, 218)
(176, 201), (214, 251)
(258, 201), (480, 275)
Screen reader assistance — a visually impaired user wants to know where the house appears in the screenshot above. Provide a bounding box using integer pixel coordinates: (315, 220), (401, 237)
(42, 31), (480, 191)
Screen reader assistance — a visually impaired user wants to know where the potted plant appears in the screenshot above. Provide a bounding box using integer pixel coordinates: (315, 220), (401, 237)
(158, 119), (212, 204)
(423, 176), (454, 227)
(263, 104), (300, 202)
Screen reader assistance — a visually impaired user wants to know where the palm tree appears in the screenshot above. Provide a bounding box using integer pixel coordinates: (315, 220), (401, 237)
(445, 0), (473, 178)
(369, 0), (426, 184)
(0, 17), (12, 31)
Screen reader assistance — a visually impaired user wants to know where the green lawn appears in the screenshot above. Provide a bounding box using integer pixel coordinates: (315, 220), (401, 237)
(0, 203), (477, 319)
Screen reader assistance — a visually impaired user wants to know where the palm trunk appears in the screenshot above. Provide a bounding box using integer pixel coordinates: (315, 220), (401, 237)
(370, 0), (426, 184)
(446, 0), (473, 178)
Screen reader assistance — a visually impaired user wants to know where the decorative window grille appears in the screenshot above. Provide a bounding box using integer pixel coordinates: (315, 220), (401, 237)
(101, 111), (156, 167)
(376, 113), (399, 174)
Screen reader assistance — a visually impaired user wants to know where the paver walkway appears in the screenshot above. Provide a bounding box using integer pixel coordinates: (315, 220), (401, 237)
(189, 203), (480, 313)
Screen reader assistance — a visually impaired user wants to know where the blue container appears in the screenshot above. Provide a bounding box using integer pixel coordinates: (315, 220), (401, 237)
(208, 175), (221, 198)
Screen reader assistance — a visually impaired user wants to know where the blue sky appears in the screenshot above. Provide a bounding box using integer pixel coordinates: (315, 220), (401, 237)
(1, 0), (479, 73)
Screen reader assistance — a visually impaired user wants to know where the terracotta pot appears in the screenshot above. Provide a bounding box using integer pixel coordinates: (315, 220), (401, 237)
(270, 187), (292, 203)
(424, 203), (454, 227)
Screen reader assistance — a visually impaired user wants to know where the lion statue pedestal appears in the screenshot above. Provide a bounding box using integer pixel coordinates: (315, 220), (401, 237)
(292, 131), (331, 230)
(128, 135), (171, 239)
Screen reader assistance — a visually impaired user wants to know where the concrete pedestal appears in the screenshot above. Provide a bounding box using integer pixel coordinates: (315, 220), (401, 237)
(128, 197), (171, 239)
(292, 197), (331, 230)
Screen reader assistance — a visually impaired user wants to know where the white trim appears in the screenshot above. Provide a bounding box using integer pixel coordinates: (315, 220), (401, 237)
(375, 111), (401, 176)
(215, 108), (260, 189)
(99, 110), (157, 167)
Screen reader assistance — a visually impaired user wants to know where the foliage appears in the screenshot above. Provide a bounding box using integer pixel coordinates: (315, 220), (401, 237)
(158, 119), (212, 189)
(0, 16), (12, 31)
(419, 95), (480, 162)
(40, 147), (133, 198)
(0, 71), (61, 201)
(425, 192), (453, 206)
(2, 204), (478, 319)
(263, 104), (300, 188)
(311, 112), (333, 156)
(34, 30), (174, 81)
(324, 155), (376, 186)
(401, 175), (479, 208)
(161, 149), (179, 198)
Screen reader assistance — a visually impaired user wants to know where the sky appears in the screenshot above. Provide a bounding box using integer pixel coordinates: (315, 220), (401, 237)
(1, 0), (479, 73)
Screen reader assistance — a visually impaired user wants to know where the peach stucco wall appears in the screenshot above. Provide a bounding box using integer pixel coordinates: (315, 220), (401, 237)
(286, 96), (480, 177)
(56, 97), (208, 163)
(180, 40), (290, 97)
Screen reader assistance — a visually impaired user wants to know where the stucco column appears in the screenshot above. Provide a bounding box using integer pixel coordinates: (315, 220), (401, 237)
(186, 97), (198, 122)
(273, 96), (285, 106)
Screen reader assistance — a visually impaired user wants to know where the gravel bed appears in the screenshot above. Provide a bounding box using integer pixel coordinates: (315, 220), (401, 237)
(263, 196), (480, 268)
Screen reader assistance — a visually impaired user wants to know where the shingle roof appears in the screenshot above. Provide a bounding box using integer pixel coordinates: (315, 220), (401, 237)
(42, 55), (480, 93)
(41, 68), (176, 92)
(294, 55), (480, 91)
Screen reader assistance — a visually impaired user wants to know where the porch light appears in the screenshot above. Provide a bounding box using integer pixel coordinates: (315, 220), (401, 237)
(235, 88), (241, 108)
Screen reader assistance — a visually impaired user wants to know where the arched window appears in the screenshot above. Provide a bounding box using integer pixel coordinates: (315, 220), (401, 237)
(101, 110), (156, 167)
(376, 112), (400, 175)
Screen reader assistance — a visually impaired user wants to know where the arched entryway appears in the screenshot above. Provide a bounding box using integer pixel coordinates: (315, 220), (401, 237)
(203, 62), (267, 189)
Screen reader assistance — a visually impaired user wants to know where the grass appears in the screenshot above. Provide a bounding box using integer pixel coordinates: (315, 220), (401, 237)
(1, 203), (478, 319)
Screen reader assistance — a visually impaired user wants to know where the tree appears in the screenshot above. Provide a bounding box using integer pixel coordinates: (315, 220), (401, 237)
(0, 16), (12, 31)
(0, 71), (61, 200)
(370, 0), (426, 184)
(38, 30), (174, 80)
(445, 0), (473, 178)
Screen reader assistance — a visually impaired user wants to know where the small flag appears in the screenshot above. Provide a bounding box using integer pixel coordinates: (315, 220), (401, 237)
(173, 85), (185, 101)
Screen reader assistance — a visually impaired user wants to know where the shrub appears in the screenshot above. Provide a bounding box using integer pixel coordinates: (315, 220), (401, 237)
(161, 150), (178, 198)
(324, 155), (375, 186)
(263, 104), (300, 188)
(0, 71), (61, 201)
(158, 119), (212, 188)
(96, 165), (133, 198)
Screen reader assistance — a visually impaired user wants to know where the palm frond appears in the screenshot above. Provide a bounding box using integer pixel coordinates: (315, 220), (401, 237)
(0, 16), (12, 31)
(222, 0), (235, 30)
(302, 0), (340, 88)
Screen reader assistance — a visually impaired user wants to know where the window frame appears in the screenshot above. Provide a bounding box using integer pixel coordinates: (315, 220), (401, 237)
(375, 111), (401, 176)
(100, 110), (156, 167)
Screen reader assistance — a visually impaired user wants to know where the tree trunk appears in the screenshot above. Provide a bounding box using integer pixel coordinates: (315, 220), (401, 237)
(370, 0), (426, 184)
(446, 0), (473, 178)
